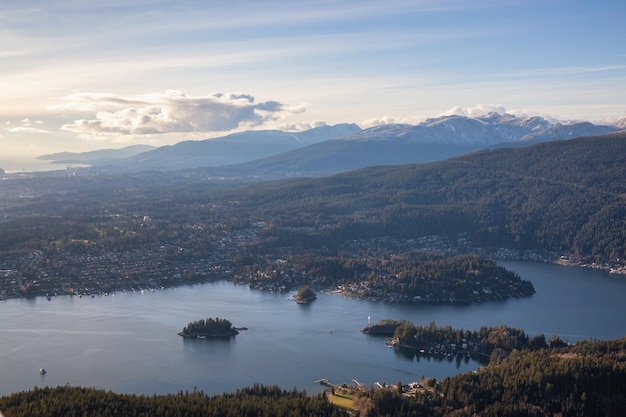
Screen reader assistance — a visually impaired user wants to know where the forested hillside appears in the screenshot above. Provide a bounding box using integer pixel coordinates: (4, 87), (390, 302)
(1, 132), (625, 299)
(220, 131), (626, 261)
(432, 343), (626, 416)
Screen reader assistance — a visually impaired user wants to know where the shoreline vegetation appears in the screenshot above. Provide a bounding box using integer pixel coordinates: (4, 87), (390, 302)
(178, 317), (240, 338)
(361, 319), (566, 363)
(236, 252), (536, 304)
(1, 246), (621, 306)
(0, 246), (538, 305)
(0, 249), (620, 304)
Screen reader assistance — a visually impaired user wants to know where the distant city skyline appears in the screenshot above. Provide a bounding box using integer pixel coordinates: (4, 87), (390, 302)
(1, 0), (625, 161)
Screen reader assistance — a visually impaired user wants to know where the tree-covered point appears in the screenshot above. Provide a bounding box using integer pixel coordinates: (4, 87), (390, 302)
(179, 317), (239, 338)
(388, 321), (557, 362)
(362, 318), (409, 335)
(237, 251), (534, 304)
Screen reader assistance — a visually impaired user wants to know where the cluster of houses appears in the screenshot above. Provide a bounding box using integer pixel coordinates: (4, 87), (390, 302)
(0, 227), (260, 300)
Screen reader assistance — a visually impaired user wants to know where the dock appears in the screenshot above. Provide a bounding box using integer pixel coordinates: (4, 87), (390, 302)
(315, 378), (366, 391)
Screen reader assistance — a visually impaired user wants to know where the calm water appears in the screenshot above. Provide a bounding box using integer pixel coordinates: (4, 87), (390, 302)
(0, 158), (78, 174)
(1, 261), (625, 396)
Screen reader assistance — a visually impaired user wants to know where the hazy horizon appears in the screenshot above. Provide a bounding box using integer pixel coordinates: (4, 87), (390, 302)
(0, 157), (87, 174)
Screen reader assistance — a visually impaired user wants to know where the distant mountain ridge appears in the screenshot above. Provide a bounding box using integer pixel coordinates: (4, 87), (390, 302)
(41, 113), (621, 175)
(345, 113), (615, 146)
(38, 145), (157, 164)
(127, 123), (360, 171)
(197, 113), (619, 178)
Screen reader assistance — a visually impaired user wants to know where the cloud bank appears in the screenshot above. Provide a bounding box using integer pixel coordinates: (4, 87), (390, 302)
(7, 118), (49, 134)
(52, 90), (302, 138)
(440, 104), (508, 118)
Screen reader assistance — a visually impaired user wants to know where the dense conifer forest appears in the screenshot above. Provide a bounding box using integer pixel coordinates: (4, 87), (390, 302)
(178, 317), (239, 338)
(430, 336), (626, 417)
(0, 385), (346, 417)
(235, 251), (534, 303)
(221, 131), (626, 262)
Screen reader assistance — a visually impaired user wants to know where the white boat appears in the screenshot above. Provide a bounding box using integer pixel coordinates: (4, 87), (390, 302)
(39, 368), (46, 374)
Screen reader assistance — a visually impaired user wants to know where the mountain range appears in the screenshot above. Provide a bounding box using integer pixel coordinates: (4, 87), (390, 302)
(40, 113), (621, 177)
(38, 144), (157, 164)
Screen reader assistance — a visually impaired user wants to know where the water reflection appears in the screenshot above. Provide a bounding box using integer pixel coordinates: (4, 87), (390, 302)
(393, 346), (484, 368)
(182, 335), (235, 348)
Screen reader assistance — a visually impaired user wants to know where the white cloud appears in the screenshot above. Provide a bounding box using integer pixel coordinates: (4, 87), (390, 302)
(440, 104), (508, 118)
(277, 120), (328, 132)
(52, 90), (303, 139)
(360, 116), (403, 129)
(6, 118), (50, 133)
(359, 115), (430, 129)
(8, 127), (50, 134)
(18, 117), (45, 126)
(594, 114), (626, 128)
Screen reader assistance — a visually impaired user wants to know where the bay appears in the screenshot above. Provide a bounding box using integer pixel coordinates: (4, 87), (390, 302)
(0, 261), (624, 397)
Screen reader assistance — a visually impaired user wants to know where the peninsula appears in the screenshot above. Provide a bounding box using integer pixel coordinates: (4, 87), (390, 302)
(178, 317), (239, 338)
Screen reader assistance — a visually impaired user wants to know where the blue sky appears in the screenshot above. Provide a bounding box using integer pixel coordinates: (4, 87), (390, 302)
(1, 0), (625, 164)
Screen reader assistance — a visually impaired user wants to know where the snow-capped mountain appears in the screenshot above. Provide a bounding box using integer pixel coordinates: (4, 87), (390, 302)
(345, 113), (572, 147)
(519, 121), (617, 144)
(204, 113), (620, 178)
(55, 113), (621, 176)
(610, 116), (626, 130)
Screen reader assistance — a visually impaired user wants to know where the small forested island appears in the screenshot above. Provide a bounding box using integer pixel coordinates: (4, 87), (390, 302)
(293, 285), (316, 303)
(178, 317), (239, 338)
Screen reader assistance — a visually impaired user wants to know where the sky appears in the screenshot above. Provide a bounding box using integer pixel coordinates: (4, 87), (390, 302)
(1, 0), (625, 168)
